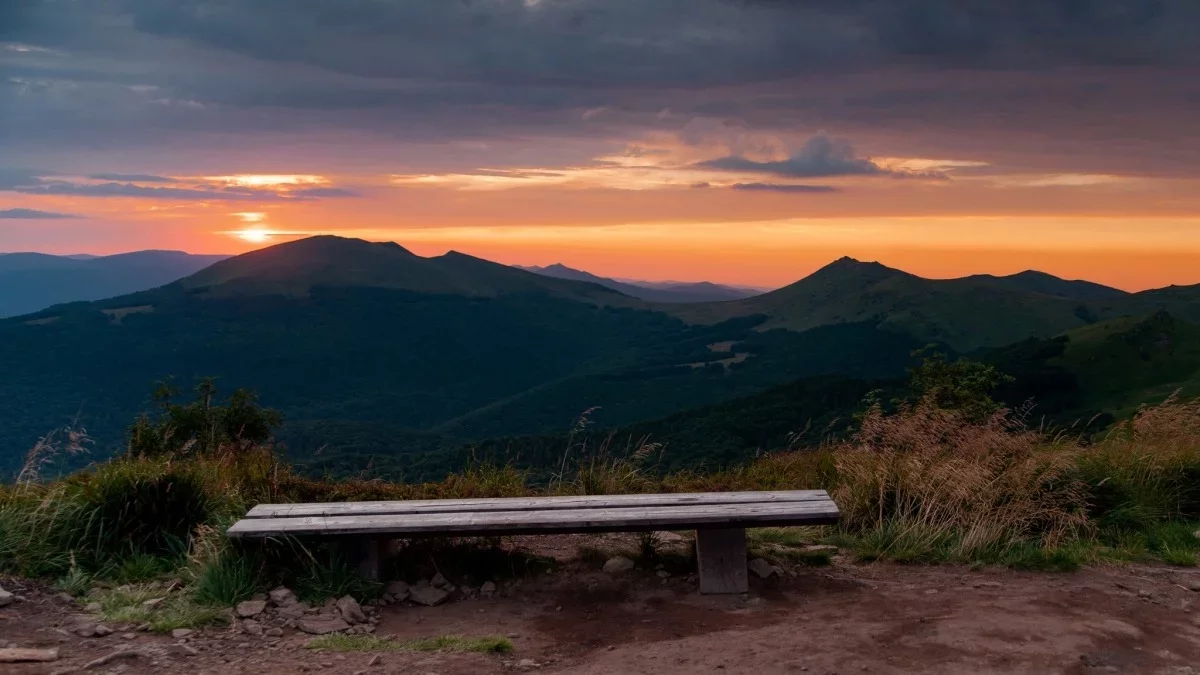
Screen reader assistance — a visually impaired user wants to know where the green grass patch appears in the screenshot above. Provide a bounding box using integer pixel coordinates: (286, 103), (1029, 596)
(305, 634), (513, 654)
(194, 552), (263, 606)
(55, 560), (93, 597)
(89, 584), (229, 633)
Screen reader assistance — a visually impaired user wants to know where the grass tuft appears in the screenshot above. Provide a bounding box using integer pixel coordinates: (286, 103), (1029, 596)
(305, 634), (513, 654)
(90, 584), (229, 632)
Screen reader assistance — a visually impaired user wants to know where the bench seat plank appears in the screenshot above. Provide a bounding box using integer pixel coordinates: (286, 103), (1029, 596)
(228, 500), (839, 538)
(244, 490), (831, 519)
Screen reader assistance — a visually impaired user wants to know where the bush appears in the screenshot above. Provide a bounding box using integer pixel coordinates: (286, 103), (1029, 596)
(833, 404), (1089, 557)
(74, 460), (211, 557)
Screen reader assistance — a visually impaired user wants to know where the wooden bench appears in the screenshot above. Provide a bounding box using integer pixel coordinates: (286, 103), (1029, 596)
(226, 489), (840, 594)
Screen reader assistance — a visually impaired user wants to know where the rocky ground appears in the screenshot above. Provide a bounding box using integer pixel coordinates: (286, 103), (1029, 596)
(4, 534), (1200, 674)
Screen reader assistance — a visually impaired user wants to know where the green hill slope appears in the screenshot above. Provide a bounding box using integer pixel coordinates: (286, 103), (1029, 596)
(989, 311), (1200, 422)
(0, 237), (925, 475)
(670, 258), (1107, 351)
(670, 258), (1199, 353)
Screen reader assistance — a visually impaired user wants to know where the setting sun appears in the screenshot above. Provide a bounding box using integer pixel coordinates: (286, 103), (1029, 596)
(234, 228), (273, 243)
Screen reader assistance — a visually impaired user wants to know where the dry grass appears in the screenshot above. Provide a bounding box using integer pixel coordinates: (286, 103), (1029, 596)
(833, 404), (1090, 557)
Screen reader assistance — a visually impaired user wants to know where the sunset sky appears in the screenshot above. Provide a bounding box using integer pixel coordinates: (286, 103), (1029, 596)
(3, 1), (1199, 290)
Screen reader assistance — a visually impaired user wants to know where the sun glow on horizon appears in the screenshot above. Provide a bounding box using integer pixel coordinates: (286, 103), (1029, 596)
(205, 174), (329, 188)
(233, 227), (273, 243)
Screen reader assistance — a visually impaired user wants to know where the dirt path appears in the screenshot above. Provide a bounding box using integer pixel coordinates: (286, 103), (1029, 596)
(5, 554), (1200, 674)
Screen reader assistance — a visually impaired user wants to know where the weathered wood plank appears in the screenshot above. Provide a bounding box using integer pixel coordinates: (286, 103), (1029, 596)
(0, 648), (60, 663)
(245, 490), (832, 519)
(228, 500), (839, 538)
(695, 528), (748, 594)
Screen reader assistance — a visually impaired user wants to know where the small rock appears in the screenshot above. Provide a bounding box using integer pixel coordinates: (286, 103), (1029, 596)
(120, 633), (137, 640)
(73, 623), (99, 638)
(337, 595), (367, 625)
(241, 620), (263, 636)
(748, 558), (780, 579)
(431, 573), (449, 588)
(409, 584), (450, 607)
(1186, 580), (1200, 592)
(167, 644), (199, 657)
(924, 589), (939, 595)
(0, 586), (14, 608)
(84, 602), (102, 613)
(297, 617), (351, 635)
(171, 629), (194, 640)
(93, 624), (113, 637)
(268, 587), (297, 606)
(385, 581), (410, 601)
(973, 581), (1003, 589)
(603, 556), (636, 574)
(1139, 590), (1153, 599)
(655, 531), (685, 543)
(517, 658), (540, 669)
(481, 581), (497, 595)
(367, 654), (382, 666)
(236, 600), (266, 618)
(55, 592), (75, 603)
(276, 603), (310, 620)
(656, 570), (671, 578)
(264, 627), (284, 638)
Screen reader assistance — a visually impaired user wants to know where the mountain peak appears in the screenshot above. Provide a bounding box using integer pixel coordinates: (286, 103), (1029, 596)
(806, 256), (904, 284)
(169, 235), (628, 302)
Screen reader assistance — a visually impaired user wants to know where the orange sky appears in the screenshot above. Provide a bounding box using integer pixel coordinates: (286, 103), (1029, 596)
(5, 158), (1199, 291)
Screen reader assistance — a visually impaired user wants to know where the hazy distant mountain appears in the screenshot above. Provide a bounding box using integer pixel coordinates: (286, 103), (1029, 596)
(517, 263), (762, 303)
(0, 250), (228, 318)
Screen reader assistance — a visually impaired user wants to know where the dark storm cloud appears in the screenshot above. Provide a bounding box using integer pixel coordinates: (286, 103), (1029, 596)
(86, 173), (176, 182)
(730, 183), (840, 193)
(0, 207), (80, 219)
(118, 0), (1200, 83)
(700, 133), (933, 179)
(1, 0), (1198, 166)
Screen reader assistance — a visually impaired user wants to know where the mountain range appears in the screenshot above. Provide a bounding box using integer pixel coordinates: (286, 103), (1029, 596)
(0, 250), (229, 318)
(516, 263), (763, 303)
(1, 235), (1197, 477)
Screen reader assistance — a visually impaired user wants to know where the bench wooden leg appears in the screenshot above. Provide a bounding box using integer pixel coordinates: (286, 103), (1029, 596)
(340, 538), (388, 582)
(695, 528), (748, 594)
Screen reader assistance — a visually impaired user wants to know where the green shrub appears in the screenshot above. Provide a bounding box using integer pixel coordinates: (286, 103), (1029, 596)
(74, 461), (211, 557)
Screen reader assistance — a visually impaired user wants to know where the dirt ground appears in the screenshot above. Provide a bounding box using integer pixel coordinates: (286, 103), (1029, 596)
(4, 536), (1200, 675)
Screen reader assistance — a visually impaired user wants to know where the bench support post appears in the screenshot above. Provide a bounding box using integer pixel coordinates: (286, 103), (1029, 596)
(695, 528), (747, 594)
(339, 538), (388, 582)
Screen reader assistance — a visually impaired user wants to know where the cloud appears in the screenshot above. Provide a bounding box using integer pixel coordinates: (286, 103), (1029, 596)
(12, 181), (287, 201)
(290, 186), (359, 198)
(698, 133), (919, 178)
(85, 173), (176, 182)
(730, 183), (840, 193)
(0, 169), (361, 202)
(0, 207), (80, 219)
